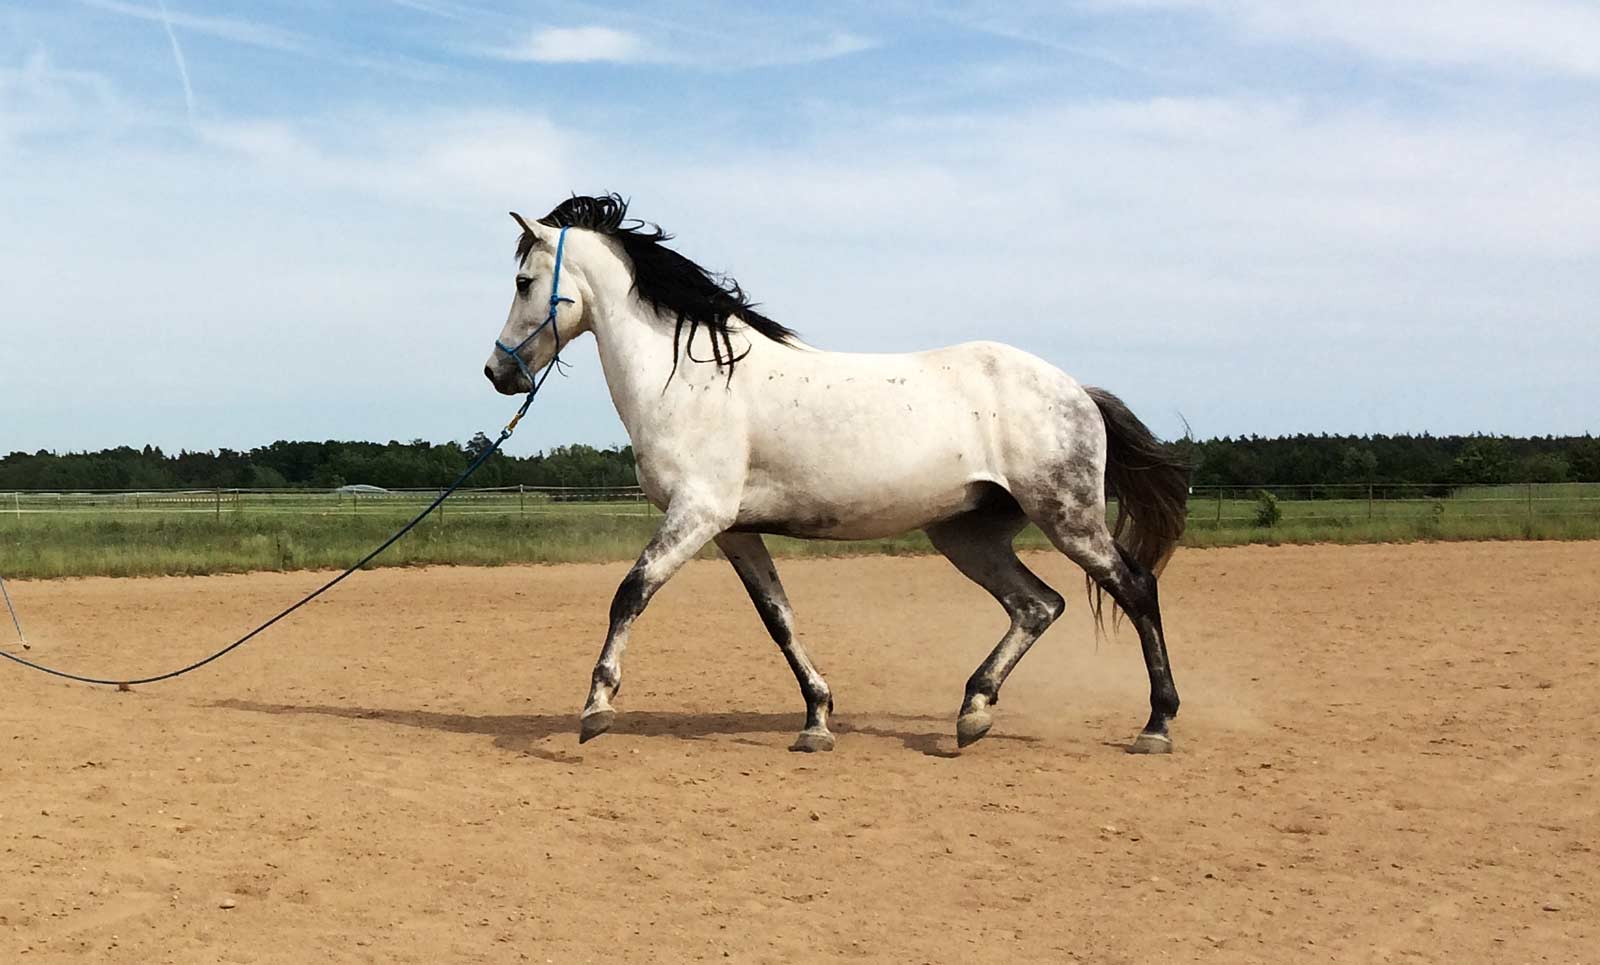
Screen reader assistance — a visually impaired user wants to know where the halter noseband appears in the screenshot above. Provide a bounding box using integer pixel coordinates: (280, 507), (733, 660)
(496, 225), (574, 392)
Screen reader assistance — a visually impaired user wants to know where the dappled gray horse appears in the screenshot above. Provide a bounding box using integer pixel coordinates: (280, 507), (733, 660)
(484, 195), (1190, 754)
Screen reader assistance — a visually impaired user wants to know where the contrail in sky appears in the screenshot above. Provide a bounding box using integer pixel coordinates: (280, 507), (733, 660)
(155, 0), (196, 124)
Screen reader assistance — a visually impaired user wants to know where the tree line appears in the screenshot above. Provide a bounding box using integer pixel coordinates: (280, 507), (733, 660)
(2, 433), (1597, 492)
(1173, 433), (1599, 490)
(0, 436), (636, 491)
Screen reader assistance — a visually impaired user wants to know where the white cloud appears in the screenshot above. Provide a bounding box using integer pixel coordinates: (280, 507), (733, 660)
(73, 0), (444, 79)
(4, 27), (1598, 450)
(382, 0), (474, 19)
(1090, 0), (1600, 76)
(0, 50), (134, 145)
(490, 24), (874, 68)
(500, 26), (650, 64)
(779, 32), (877, 65)
(195, 111), (573, 206)
(7, 89), (1599, 447)
(75, 0), (312, 55)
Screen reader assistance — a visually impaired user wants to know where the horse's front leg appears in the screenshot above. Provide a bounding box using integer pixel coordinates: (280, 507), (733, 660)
(579, 501), (730, 743)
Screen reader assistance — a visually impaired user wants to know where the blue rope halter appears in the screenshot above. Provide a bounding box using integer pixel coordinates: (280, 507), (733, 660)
(495, 225), (573, 432)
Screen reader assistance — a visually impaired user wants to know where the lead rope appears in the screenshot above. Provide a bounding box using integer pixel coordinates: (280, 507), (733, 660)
(1, 574), (29, 651)
(0, 228), (574, 689)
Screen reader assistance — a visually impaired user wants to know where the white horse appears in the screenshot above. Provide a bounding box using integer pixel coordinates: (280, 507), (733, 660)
(484, 195), (1189, 754)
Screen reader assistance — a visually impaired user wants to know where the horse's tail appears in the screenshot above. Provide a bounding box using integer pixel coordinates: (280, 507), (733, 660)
(1084, 387), (1190, 576)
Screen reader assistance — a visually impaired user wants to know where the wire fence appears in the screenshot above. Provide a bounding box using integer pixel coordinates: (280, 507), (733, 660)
(1185, 482), (1600, 529)
(0, 485), (658, 519)
(2, 482), (1597, 528)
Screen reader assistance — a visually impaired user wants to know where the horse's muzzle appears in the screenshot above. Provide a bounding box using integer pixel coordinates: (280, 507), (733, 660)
(484, 363), (527, 396)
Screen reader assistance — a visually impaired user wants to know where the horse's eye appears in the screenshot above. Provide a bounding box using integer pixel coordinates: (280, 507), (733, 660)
(516, 276), (533, 295)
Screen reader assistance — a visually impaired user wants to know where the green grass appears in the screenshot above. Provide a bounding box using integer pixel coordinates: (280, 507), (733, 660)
(3, 485), (1598, 580)
(0, 509), (660, 580)
(1185, 484), (1600, 541)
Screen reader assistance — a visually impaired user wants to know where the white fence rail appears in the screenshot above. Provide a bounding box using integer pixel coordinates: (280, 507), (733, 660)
(3, 483), (1598, 526)
(0, 486), (656, 518)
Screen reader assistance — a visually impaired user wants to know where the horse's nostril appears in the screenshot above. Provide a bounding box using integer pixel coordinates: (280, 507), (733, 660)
(483, 364), (495, 382)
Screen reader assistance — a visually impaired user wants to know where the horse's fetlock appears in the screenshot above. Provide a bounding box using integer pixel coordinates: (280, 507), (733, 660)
(807, 680), (833, 715)
(592, 665), (620, 692)
(964, 679), (997, 709)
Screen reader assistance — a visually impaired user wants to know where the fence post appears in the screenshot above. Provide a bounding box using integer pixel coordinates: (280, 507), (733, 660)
(215, 488), (222, 520)
(1367, 483), (1374, 521)
(1214, 489), (1223, 529)
(1527, 482), (1534, 523)
(519, 484), (525, 515)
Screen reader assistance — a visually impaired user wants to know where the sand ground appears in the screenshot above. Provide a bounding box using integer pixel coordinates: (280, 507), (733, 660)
(2, 541), (1596, 963)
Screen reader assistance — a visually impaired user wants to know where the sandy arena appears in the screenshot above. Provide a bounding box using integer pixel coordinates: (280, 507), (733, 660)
(2, 541), (1596, 963)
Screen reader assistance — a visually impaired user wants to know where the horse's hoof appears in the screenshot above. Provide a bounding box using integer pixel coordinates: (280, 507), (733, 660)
(956, 710), (993, 748)
(578, 708), (615, 744)
(790, 729), (835, 753)
(1128, 732), (1173, 754)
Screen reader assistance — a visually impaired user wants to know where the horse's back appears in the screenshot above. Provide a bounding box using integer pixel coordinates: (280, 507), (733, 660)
(725, 338), (1104, 538)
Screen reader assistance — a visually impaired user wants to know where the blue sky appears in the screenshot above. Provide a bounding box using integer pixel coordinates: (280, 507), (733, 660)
(2, 0), (1597, 457)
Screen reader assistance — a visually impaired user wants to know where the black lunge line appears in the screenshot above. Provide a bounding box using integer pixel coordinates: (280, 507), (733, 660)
(1, 574), (29, 651)
(0, 230), (578, 688)
(3, 420), (517, 687)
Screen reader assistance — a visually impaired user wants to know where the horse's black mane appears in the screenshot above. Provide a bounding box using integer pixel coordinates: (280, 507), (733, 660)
(521, 193), (798, 381)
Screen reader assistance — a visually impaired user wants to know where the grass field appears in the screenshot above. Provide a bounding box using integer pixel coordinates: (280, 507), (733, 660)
(2, 484), (1597, 579)
(1182, 482), (1600, 547)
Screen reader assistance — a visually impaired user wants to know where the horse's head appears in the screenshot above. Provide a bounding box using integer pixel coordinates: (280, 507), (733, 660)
(483, 212), (593, 395)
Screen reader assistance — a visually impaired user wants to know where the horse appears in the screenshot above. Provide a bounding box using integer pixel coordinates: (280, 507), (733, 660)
(483, 194), (1190, 754)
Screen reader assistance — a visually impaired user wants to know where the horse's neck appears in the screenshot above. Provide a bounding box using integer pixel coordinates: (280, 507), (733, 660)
(589, 300), (682, 442)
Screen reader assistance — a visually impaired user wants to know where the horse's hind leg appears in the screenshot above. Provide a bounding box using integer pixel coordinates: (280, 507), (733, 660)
(715, 533), (834, 752)
(925, 503), (1065, 749)
(1023, 499), (1179, 754)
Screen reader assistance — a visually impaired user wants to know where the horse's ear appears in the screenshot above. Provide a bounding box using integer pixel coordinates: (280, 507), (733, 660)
(509, 211), (536, 234)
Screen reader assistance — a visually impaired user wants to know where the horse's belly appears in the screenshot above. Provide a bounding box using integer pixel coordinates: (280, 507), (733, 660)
(733, 391), (1014, 538)
(733, 472), (995, 540)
